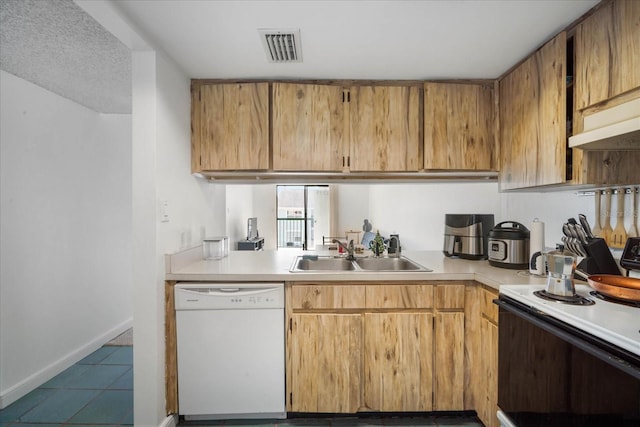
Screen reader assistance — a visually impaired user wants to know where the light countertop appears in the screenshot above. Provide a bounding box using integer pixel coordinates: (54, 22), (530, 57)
(165, 246), (551, 290)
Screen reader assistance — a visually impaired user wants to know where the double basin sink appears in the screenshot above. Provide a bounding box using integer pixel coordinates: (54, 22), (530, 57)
(290, 255), (432, 272)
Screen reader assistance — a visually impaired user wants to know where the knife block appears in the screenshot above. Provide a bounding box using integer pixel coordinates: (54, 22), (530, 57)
(577, 238), (621, 275)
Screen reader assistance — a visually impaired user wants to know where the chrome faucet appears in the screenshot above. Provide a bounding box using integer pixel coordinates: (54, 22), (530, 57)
(388, 234), (401, 258)
(333, 239), (356, 261)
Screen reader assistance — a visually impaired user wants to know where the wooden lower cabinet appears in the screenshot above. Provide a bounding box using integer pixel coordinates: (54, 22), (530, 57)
(364, 312), (434, 411)
(286, 282), (474, 414)
(288, 314), (362, 412)
(166, 280), (500, 418)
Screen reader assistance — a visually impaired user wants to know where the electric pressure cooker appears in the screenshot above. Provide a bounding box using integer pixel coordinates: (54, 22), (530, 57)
(488, 221), (530, 269)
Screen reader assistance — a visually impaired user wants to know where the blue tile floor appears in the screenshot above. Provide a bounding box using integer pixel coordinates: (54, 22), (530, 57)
(0, 345), (133, 426)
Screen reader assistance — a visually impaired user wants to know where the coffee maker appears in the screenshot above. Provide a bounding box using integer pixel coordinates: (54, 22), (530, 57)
(443, 214), (495, 260)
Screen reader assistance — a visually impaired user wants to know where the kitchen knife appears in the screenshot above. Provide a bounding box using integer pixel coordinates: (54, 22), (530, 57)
(578, 213), (595, 239)
(574, 224), (590, 246)
(561, 225), (580, 256)
(567, 223), (587, 257)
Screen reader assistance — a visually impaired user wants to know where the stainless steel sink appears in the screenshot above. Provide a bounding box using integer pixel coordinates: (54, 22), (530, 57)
(354, 257), (429, 271)
(290, 255), (431, 272)
(292, 256), (356, 271)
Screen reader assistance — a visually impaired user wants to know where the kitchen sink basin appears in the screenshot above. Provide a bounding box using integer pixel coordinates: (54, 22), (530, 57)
(292, 256), (357, 271)
(290, 255), (431, 272)
(354, 257), (428, 271)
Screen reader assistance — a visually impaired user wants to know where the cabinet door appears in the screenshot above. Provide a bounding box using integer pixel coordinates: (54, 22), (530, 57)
(434, 284), (465, 410)
(192, 83), (269, 171)
(575, 0), (640, 110)
(349, 85), (421, 172)
(272, 83), (346, 171)
(499, 33), (566, 190)
(424, 83), (496, 170)
(363, 312), (433, 411)
(434, 312), (465, 410)
(478, 286), (499, 427)
(480, 317), (499, 427)
(288, 313), (362, 413)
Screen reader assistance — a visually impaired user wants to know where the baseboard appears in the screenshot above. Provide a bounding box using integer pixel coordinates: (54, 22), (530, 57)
(0, 317), (133, 409)
(159, 414), (178, 427)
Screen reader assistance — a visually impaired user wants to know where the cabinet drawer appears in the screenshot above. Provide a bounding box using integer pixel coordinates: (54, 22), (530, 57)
(365, 285), (433, 309)
(435, 284), (466, 309)
(291, 285), (365, 309)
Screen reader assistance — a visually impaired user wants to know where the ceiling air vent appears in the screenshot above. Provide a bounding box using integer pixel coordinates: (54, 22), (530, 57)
(258, 29), (302, 63)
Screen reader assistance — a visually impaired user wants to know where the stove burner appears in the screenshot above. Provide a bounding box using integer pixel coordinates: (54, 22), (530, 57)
(589, 291), (640, 308)
(533, 290), (595, 305)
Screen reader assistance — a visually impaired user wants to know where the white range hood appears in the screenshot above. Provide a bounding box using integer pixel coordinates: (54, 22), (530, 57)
(569, 97), (640, 150)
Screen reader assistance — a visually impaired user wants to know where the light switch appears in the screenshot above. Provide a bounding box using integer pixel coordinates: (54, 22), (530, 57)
(160, 200), (170, 222)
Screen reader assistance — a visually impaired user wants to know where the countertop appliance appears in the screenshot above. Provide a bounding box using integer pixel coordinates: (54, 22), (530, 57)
(443, 214), (494, 260)
(488, 221), (530, 269)
(174, 283), (285, 420)
(496, 284), (639, 427)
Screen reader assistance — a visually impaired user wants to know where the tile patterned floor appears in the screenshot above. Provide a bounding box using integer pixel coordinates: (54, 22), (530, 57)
(0, 345), (133, 426)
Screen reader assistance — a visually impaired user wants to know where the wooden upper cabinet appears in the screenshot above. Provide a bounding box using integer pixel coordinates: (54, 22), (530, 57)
(575, 0), (640, 110)
(424, 82), (496, 170)
(499, 32), (566, 190)
(272, 83), (346, 171)
(348, 85), (422, 172)
(191, 83), (269, 172)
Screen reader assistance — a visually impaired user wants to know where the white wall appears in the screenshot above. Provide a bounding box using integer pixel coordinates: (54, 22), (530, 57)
(132, 49), (226, 426)
(348, 182), (501, 250)
(501, 189), (638, 253)
(225, 184), (254, 247)
(232, 182), (639, 255)
(242, 182), (500, 251)
(0, 70), (132, 407)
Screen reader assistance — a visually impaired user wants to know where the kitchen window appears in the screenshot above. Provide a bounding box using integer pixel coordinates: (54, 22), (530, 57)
(276, 185), (330, 250)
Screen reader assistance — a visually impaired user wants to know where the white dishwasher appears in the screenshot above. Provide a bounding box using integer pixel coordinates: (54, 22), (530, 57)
(174, 282), (285, 420)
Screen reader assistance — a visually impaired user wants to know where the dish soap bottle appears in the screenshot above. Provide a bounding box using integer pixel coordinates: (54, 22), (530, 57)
(370, 230), (386, 257)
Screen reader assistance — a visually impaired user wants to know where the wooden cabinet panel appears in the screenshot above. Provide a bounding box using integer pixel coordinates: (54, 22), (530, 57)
(479, 317), (499, 427)
(349, 85), (421, 172)
(499, 33), (566, 190)
(481, 286), (499, 324)
(365, 284), (433, 309)
(272, 83), (346, 171)
(192, 83), (269, 171)
(288, 314), (362, 412)
(575, 0), (640, 110)
(435, 284), (465, 309)
(424, 82), (495, 170)
(363, 313), (433, 411)
(434, 312), (465, 410)
(476, 286), (499, 427)
(290, 284), (365, 309)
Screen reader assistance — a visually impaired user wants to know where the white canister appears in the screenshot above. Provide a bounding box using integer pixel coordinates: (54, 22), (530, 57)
(529, 218), (545, 275)
(202, 236), (229, 260)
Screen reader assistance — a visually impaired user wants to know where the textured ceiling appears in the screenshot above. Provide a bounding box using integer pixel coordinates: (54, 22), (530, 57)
(0, 0), (131, 114)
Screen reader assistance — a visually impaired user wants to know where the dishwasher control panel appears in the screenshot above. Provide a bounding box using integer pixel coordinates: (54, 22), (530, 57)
(175, 283), (284, 310)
